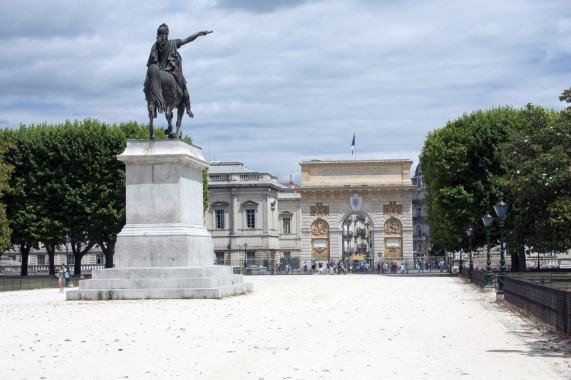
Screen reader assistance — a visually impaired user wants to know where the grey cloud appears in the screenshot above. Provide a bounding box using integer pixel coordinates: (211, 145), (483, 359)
(212, 0), (310, 14)
(1, 0), (570, 182)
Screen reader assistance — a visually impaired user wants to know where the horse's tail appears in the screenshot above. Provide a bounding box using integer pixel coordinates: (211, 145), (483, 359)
(146, 64), (165, 113)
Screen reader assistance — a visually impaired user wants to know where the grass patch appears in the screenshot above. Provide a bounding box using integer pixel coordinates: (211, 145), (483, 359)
(0, 277), (59, 292)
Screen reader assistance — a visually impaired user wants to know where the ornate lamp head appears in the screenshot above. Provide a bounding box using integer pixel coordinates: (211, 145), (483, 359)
(494, 198), (509, 218)
(482, 211), (494, 228)
(466, 226), (474, 238)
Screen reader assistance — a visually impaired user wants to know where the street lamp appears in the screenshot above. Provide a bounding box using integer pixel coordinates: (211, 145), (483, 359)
(63, 234), (71, 285)
(458, 237), (463, 275)
(494, 198), (509, 298)
(481, 211), (495, 290)
(63, 234), (71, 268)
(466, 227), (474, 280)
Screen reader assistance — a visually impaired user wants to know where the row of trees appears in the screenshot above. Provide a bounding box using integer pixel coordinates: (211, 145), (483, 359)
(0, 132), (14, 251)
(0, 120), (205, 276)
(420, 90), (571, 271)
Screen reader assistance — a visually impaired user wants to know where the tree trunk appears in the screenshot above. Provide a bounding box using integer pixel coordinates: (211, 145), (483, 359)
(45, 244), (56, 276)
(73, 252), (85, 276)
(510, 253), (519, 272)
(19, 243), (30, 276)
(71, 241), (95, 277)
(100, 240), (115, 268)
(518, 248), (527, 272)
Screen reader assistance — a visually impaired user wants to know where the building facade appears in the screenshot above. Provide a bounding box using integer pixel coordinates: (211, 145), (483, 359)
(295, 160), (417, 265)
(411, 163), (432, 256)
(205, 162), (301, 267)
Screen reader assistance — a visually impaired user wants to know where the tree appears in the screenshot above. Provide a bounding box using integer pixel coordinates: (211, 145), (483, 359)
(496, 103), (571, 265)
(559, 86), (571, 110)
(3, 125), (57, 275)
(0, 132), (14, 252)
(420, 107), (524, 254)
(2, 120), (208, 275)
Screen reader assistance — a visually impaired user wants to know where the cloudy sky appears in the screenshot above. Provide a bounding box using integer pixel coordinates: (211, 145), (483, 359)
(1, 0), (570, 183)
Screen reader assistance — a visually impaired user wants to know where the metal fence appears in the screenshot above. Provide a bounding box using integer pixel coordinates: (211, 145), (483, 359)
(217, 257), (452, 275)
(504, 276), (571, 335)
(0, 276), (61, 292)
(0, 265), (104, 276)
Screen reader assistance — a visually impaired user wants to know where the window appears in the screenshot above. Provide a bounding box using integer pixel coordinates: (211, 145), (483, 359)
(215, 209), (225, 229)
(246, 209), (255, 229)
(283, 217), (291, 234)
(216, 252), (224, 265)
(37, 255), (45, 265)
(246, 252), (255, 264)
(67, 254), (75, 265)
(96, 254), (104, 265)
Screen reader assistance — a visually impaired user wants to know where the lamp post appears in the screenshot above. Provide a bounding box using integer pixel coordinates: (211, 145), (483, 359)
(458, 237), (463, 275)
(494, 198), (509, 299)
(63, 234), (71, 286)
(466, 227), (474, 281)
(244, 242), (248, 273)
(481, 211), (495, 291)
(63, 234), (71, 271)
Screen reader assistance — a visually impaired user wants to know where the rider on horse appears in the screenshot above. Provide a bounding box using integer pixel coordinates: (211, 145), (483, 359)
(145, 24), (211, 118)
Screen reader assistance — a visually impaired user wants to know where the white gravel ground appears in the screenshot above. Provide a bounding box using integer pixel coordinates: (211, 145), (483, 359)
(1, 275), (570, 379)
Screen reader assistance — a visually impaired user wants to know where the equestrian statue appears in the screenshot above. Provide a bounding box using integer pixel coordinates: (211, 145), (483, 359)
(144, 23), (212, 139)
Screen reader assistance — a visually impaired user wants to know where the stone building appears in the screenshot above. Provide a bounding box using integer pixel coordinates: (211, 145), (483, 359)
(411, 163), (432, 256)
(205, 162), (301, 267)
(295, 160), (417, 265)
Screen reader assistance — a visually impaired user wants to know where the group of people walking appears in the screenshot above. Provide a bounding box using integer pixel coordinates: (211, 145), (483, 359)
(377, 262), (405, 274)
(304, 260), (348, 275)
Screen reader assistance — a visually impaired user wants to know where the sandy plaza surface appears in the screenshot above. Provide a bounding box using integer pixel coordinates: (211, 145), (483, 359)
(1, 274), (570, 380)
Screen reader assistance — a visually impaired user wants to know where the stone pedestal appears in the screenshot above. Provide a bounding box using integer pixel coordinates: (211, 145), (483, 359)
(67, 139), (252, 300)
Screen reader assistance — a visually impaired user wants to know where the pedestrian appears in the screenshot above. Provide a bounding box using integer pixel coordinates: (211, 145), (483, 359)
(399, 263), (404, 273)
(311, 261), (316, 275)
(57, 264), (66, 293)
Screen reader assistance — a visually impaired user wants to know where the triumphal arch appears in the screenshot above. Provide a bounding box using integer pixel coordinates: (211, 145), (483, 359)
(296, 160), (417, 265)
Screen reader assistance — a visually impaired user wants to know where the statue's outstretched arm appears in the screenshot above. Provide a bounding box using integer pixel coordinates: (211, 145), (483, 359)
(180, 31), (213, 46)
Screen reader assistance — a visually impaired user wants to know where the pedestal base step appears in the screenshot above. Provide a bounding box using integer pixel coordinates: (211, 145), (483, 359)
(66, 266), (253, 300)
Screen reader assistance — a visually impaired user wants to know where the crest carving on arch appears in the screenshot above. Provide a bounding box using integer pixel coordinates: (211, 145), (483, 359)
(310, 202), (329, 218)
(383, 201), (402, 215)
(311, 219), (329, 237)
(384, 218), (402, 235)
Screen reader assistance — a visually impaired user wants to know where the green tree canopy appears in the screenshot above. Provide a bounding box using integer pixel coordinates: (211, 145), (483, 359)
(0, 132), (14, 252)
(2, 120), (209, 275)
(419, 107), (524, 253)
(496, 104), (571, 257)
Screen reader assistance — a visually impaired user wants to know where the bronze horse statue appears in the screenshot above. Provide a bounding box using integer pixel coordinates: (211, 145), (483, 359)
(143, 26), (212, 139)
(144, 64), (187, 139)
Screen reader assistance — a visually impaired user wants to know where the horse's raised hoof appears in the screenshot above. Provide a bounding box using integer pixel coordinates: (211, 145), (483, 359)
(187, 110), (194, 118)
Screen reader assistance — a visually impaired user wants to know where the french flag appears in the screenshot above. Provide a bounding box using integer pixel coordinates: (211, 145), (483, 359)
(351, 134), (355, 155)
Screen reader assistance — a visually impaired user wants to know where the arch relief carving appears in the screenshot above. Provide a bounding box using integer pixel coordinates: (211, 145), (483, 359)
(311, 219), (329, 237)
(311, 219), (330, 260)
(384, 218), (402, 235)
